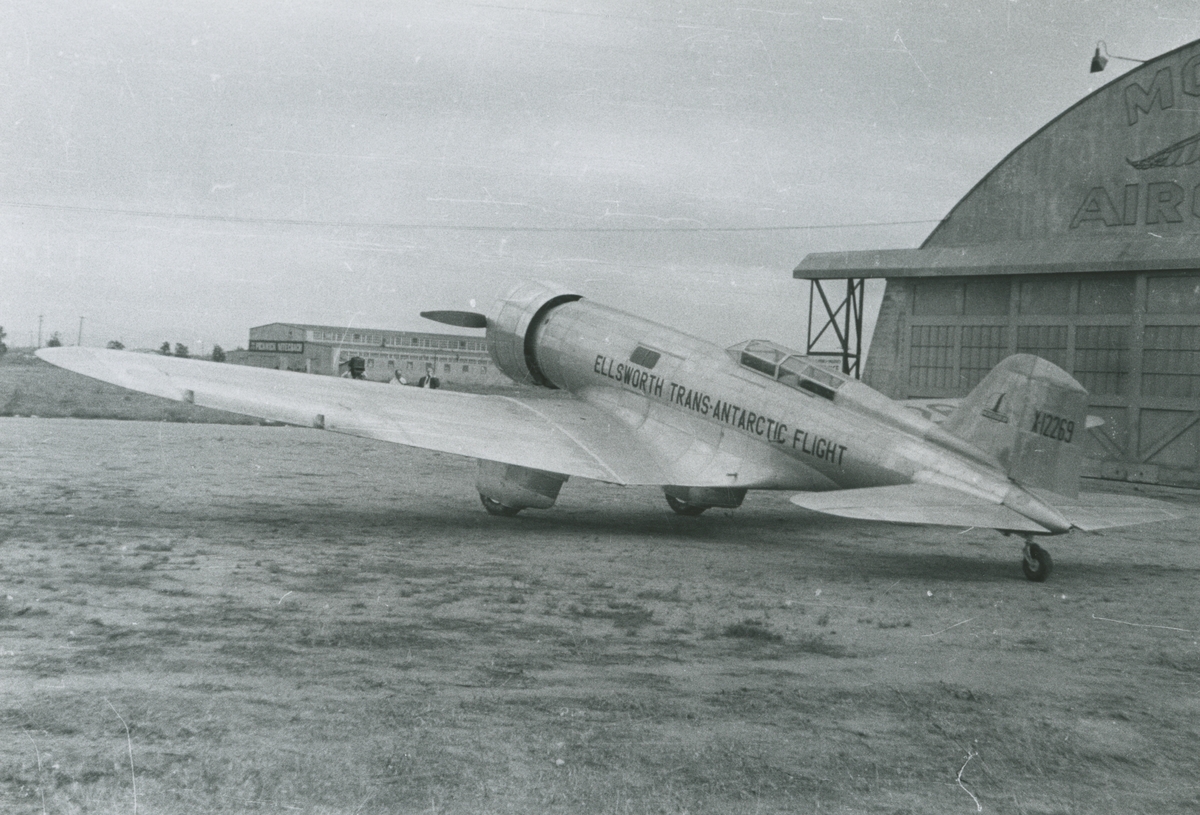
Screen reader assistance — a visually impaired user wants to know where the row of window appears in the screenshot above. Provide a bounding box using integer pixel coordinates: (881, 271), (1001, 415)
(338, 353), (484, 375)
(309, 329), (486, 351)
(911, 273), (1200, 317)
(909, 323), (1200, 397)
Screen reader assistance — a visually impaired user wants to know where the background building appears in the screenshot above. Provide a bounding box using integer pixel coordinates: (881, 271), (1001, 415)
(229, 322), (509, 387)
(797, 39), (1200, 488)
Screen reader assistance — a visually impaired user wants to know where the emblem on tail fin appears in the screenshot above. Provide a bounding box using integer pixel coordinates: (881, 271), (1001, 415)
(981, 392), (1009, 423)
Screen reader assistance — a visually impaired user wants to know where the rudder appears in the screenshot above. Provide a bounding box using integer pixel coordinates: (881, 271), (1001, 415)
(942, 355), (1088, 498)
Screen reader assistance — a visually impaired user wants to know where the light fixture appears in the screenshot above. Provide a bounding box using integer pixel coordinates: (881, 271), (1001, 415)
(1090, 40), (1145, 73)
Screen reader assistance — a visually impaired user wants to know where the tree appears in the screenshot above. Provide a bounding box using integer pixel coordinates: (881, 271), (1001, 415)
(0, 325), (7, 357)
(106, 340), (125, 350)
(211, 344), (226, 362)
(174, 343), (189, 358)
(160, 341), (171, 355)
(47, 332), (63, 347)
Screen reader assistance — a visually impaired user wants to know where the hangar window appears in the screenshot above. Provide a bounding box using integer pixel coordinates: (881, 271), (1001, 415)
(959, 325), (1008, 388)
(1074, 325), (1130, 395)
(1143, 326), (1200, 398)
(909, 326), (955, 391)
(1018, 325), (1068, 370)
(1079, 275), (1134, 314)
(1147, 274), (1200, 313)
(629, 345), (661, 369)
(1020, 278), (1071, 315)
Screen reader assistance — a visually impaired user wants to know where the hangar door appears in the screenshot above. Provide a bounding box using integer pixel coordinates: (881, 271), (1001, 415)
(900, 270), (1200, 487)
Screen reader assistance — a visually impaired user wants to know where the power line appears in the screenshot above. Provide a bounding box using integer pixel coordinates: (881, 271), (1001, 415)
(1, 200), (941, 234)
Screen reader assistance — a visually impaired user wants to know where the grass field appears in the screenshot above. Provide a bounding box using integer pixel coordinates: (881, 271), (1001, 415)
(1, 418), (1198, 814)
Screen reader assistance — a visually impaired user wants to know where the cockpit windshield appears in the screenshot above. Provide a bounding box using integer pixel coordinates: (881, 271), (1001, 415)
(728, 340), (848, 400)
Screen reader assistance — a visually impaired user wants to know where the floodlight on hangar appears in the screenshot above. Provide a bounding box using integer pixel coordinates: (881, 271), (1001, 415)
(1090, 41), (1145, 73)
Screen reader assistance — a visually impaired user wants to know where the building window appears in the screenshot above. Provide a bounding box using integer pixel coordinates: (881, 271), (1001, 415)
(443, 364), (451, 373)
(407, 361), (414, 369)
(353, 334), (361, 342)
(1074, 325), (1129, 395)
(909, 325), (955, 392)
(463, 365), (470, 373)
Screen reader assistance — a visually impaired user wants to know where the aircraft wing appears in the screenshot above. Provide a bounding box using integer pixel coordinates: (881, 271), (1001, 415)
(789, 483), (1050, 532)
(36, 347), (668, 484)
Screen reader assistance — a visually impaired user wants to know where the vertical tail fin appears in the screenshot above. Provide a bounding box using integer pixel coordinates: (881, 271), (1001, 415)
(943, 355), (1088, 498)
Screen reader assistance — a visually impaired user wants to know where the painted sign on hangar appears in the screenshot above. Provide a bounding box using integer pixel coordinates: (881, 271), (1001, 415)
(926, 41), (1200, 246)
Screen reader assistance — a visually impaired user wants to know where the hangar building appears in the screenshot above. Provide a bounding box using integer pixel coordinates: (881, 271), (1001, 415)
(232, 322), (508, 387)
(796, 39), (1200, 488)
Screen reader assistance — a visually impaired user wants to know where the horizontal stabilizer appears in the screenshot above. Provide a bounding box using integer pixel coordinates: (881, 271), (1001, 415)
(791, 484), (1178, 533)
(790, 484), (1049, 532)
(1027, 490), (1178, 531)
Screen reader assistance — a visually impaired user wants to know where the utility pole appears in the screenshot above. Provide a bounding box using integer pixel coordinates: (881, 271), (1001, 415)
(77, 316), (85, 346)
(38, 314), (43, 348)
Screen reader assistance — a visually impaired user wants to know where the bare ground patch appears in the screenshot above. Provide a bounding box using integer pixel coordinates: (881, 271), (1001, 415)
(2, 419), (1199, 814)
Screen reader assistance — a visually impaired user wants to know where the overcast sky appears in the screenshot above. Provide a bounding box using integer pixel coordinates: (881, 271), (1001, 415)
(1, 1), (1196, 355)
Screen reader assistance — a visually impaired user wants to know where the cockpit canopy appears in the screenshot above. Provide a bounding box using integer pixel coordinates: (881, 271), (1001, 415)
(728, 340), (848, 400)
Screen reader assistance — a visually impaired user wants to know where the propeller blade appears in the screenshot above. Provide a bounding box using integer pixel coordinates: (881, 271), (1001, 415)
(420, 310), (487, 329)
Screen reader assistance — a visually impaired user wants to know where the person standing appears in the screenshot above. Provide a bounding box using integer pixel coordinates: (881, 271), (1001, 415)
(417, 363), (440, 389)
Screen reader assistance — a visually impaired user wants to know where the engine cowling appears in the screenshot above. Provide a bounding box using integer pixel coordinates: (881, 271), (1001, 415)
(476, 460), (568, 513)
(486, 281), (582, 387)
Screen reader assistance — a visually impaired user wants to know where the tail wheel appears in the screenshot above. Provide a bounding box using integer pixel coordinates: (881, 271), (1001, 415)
(665, 494), (708, 516)
(1021, 541), (1053, 582)
(480, 495), (521, 517)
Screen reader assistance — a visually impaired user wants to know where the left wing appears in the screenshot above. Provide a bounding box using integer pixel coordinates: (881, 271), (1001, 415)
(36, 347), (666, 484)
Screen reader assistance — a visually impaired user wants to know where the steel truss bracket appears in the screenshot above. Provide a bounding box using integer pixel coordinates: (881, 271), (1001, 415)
(806, 278), (865, 378)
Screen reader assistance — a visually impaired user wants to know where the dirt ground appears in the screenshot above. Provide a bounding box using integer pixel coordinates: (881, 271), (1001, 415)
(1, 418), (1198, 814)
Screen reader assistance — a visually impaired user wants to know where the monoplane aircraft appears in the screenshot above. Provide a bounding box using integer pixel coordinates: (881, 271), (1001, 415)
(38, 281), (1173, 581)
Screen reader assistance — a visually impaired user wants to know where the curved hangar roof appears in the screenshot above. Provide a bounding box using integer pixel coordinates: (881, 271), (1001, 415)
(798, 37), (1200, 279)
